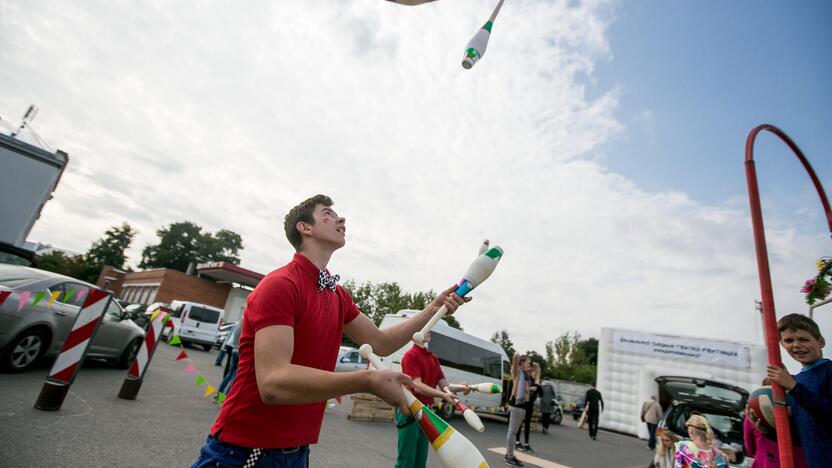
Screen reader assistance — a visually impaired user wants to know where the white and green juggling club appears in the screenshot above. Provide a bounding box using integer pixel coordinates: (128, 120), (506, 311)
(413, 243), (504, 345)
(461, 0), (506, 69)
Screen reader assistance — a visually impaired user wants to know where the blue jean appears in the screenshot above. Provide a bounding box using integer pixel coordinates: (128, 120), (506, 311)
(646, 422), (657, 449)
(192, 436), (309, 468)
(218, 350), (239, 395)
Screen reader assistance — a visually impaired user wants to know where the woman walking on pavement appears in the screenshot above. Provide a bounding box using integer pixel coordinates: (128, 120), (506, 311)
(504, 354), (531, 466)
(515, 362), (541, 452)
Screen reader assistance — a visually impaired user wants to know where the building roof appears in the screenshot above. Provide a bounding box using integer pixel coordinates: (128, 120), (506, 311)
(195, 261), (264, 287)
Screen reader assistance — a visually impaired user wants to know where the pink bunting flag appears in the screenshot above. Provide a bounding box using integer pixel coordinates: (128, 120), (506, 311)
(185, 364), (196, 374)
(17, 291), (32, 312)
(74, 287), (88, 305)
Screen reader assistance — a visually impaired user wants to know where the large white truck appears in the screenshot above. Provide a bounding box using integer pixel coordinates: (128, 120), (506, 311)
(0, 132), (68, 263)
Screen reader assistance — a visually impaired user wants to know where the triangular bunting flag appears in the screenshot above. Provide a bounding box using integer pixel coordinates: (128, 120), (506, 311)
(203, 385), (216, 397)
(0, 290), (10, 307)
(335, 395), (342, 405)
(217, 392), (226, 404)
(63, 290), (75, 303)
(169, 335), (181, 346)
(150, 309), (160, 322)
(185, 364), (196, 374)
(194, 375), (206, 387)
(48, 291), (61, 306)
(74, 287), (88, 305)
(32, 291), (46, 307)
(176, 350), (188, 361)
(17, 291), (32, 312)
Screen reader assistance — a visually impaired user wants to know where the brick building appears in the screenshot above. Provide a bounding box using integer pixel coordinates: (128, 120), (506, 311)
(96, 261), (263, 323)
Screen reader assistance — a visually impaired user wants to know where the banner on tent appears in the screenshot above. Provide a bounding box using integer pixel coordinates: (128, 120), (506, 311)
(611, 330), (749, 369)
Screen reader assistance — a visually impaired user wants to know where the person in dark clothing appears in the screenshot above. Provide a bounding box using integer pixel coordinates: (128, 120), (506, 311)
(584, 382), (604, 440)
(516, 362), (541, 452)
(538, 380), (556, 434)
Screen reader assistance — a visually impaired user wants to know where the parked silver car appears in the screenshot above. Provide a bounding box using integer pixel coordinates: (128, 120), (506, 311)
(0, 264), (145, 372)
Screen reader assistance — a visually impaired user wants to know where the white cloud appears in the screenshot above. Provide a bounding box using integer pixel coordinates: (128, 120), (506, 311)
(2, 0), (827, 361)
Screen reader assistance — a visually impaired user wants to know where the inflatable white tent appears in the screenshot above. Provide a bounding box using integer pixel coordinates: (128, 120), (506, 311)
(596, 328), (767, 439)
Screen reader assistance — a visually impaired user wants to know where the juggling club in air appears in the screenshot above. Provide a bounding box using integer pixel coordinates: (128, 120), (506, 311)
(412, 244), (504, 345)
(461, 0), (506, 69)
(359, 344), (489, 468)
(443, 386), (485, 432)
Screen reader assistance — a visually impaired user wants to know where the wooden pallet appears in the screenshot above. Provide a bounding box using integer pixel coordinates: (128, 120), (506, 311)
(348, 393), (394, 422)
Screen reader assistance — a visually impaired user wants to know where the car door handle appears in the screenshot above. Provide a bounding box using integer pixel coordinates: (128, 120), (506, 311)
(55, 310), (67, 316)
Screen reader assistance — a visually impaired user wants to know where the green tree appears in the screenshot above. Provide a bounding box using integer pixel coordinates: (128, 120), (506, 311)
(35, 250), (100, 283)
(139, 221), (244, 272)
(548, 331), (597, 384)
(545, 340), (556, 376)
(339, 281), (458, 340)
(490, 329), (516, 358)
(200, 229), (243, 263)
(577, 337), (598, 366)
(86, 222), (137, 269)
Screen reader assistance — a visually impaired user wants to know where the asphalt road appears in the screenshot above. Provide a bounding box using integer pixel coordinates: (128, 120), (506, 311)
(0, 343), (651, 467)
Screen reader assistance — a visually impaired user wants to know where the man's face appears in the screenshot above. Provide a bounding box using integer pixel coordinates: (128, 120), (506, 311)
(780, 328), (824, 365)
(305, 204), (346, 249)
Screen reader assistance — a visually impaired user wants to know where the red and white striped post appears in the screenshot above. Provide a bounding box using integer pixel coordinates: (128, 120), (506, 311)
(118, 306), (172, 400)
(34, 288), (112, 411)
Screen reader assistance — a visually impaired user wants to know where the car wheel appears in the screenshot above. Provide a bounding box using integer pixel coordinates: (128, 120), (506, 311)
(201, 344), (213, 352)
(2, 328), (48, 372)
(552, 408), (563, 425)
(116, 338), (143, 369)
(437, 401), (455, 420)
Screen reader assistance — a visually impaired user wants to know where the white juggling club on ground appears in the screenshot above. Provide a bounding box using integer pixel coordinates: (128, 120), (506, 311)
(359, 344), (489, 467)
(413, 244), (504, 345)
(461, 0), (505, 69)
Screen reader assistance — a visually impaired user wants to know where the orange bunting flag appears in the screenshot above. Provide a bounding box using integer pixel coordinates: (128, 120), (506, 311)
(204, 385), (216, 397)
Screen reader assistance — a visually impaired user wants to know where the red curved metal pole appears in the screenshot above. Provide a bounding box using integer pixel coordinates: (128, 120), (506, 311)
(745, 124), (832, 468)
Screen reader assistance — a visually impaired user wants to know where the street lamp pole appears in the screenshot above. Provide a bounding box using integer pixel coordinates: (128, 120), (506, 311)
(744, 124), (832, 468)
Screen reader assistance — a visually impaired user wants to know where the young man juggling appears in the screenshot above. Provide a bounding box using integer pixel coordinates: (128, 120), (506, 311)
(192, 194), (469, 467)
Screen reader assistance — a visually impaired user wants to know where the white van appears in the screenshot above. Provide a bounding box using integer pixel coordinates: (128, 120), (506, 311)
(378, 310), (510, 419)
(165, 300), (225, 351)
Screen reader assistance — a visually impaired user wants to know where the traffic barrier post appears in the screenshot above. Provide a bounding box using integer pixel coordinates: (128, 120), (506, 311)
(34, 289), (112, 411)
(118, 306), (172, 399)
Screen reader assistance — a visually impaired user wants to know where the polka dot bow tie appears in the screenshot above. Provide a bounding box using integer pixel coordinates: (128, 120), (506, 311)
(318, 270), (340, 292)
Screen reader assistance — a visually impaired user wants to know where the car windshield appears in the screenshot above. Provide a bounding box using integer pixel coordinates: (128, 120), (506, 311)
(188, 306), (220, 323)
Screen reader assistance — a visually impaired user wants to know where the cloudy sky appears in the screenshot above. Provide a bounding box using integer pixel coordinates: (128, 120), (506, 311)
(2, 0), (830, 365)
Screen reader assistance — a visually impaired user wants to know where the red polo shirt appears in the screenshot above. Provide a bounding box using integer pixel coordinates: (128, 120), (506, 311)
(210, 253), (360, 448)
(401, 344), (445, 405)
